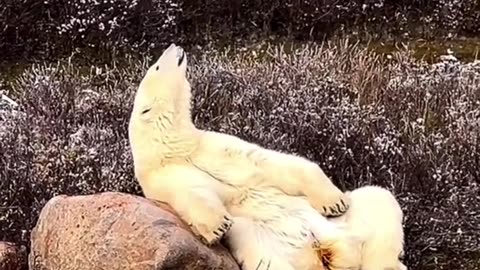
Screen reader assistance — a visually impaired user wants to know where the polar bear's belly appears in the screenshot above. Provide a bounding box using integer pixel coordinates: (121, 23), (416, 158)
(228, 188), (313, 248)
(224, 187), (323, 270)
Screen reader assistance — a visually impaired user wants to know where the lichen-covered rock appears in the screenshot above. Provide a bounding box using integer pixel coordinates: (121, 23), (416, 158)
(29, 192), (240, 270)
(0, 242), (26, 270)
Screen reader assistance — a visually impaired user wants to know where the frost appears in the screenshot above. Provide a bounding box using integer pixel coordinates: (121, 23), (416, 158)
(54, 0), (180, 48)
(1, 41), (480, 270)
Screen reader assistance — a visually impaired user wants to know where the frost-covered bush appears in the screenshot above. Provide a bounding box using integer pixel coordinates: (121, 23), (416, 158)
(429, 0), (480, 37)
(181, 0), (480, 41)
(1, 0), (479, 63)
(0, 0), (181, 62)
(280, 0), (479, 39)
(1, 41), (480, 269)
(0, 62), (142, 262)
(53, 0), (180, 50)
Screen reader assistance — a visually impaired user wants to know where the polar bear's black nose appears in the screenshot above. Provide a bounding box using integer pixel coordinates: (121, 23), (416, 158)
(177, 47), (185, 66)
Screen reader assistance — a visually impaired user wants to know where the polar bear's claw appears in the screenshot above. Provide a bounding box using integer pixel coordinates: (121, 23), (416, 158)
(338, 198), (349, 212)
(317, 195), (350, 217)
(311, 232), (322, 249)
(207, 215), (233, 246)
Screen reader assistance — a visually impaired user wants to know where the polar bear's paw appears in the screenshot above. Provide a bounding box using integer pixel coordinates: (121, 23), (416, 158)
(299, 162), (350, 217)
(199, 215), (233, 246)
(211, 215), (233, 241)
(315, 192), (350, 218)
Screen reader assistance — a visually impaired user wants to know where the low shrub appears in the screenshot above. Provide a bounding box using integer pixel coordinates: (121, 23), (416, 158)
(1, 0), (479, 63)
(1, 41), (479, 269)
(0, 0), (181, 62)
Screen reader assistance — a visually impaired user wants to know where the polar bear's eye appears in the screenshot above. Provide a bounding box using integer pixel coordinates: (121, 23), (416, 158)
(155, 65), (159, 71)
(141, 108), (151, 114)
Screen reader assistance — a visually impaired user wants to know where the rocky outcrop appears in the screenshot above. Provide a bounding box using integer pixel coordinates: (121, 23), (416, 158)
(29, 192), (240, 270)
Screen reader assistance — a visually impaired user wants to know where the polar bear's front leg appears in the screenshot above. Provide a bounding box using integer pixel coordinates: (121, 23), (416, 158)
(256, 149), (350, 217)
(140, 165), (233, 246)
(198, 130), (349, 217)
(172, 187), (233, 246)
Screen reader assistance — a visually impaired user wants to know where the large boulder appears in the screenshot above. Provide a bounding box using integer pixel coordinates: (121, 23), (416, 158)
(29, 192), (240, 270)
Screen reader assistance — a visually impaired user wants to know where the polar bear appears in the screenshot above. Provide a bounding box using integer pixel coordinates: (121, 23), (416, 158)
(128, 43), (361, 270)
(328, 185), (407, 270)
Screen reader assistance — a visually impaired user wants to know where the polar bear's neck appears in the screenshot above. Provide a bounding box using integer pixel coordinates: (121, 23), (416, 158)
(128, 103), (200, 172)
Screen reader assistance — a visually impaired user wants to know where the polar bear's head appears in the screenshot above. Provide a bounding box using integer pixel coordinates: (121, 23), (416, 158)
(130, 43), (193, 129)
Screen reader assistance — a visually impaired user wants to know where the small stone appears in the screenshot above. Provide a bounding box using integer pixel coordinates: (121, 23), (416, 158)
(0, 242), (26, 270)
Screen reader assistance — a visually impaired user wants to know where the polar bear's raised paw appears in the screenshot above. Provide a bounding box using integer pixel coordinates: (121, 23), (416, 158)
(316, 194), (350, 218)
(201, 215), (233, 246)
(213, 215), (233, 239)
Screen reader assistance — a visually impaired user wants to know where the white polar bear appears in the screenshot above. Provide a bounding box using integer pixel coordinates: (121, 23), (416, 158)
(329, 185), (407, 270)
(128, 43), (362, 270)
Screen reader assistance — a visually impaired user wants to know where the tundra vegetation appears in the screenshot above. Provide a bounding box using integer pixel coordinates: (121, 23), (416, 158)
(1, 1), (479, 269)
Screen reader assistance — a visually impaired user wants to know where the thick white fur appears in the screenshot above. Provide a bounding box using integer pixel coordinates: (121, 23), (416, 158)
(128, 44), (361, 270)
(329, 185), (407, 270)
(225, 187), (362, 270)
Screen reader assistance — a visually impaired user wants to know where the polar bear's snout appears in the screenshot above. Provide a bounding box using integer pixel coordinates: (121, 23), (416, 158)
(176, 46), (185, 66)
(164, 43), (185, 67)
(154, 43), (187, 72)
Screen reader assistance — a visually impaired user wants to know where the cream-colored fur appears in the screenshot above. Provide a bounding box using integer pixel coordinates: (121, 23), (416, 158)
(329, 185), (407, 270)
(128, 44), (361, 270)
(225, 187), (362, 270)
